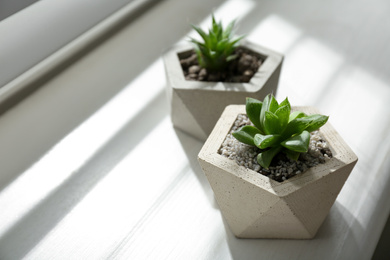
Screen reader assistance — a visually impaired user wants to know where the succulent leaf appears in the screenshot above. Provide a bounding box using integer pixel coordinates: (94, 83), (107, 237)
(223, 20), (236, 38)
(259, 94), (270, 132)
(209, 30), (217, 47)
(257, 146), (282, 169)
(245, 97), (263, 131)
(281, 130), (310, 153)
(269, 95), (279, 113)
(232, 125), (262, 146)
(254, 134), (281, 149)
(191, 25), (209, 45)
(281, 117), (311, 139)
(274, 104), (290, 132)
(264, 111), (280, 134)
(228, 35), (245, 47)
(216, 39), (229, 52)
(289, 111), (307, 122)
(304, 114), (329, 132)
(279, 97), (291, 110)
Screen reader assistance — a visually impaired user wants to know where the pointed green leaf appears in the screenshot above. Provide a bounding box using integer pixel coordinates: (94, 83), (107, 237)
(216, 21), (223, 39)
(289, 111), (306, 122)
(304, 114), (329, 132)
(279, 97), (291, 111)
(230, 35), (245, 46)
(257, 146), (282, 169)
(223, 19), (236, 38)
(264, 111), (280, 135)
(281, 117), (311, 139)
(222, 36), (244, 57)
(269, 95), (279, 113)
(189, 38), (207, 49)
(232, 125), (262, 146)
(259, 94), (270, 132)
(281, 130), (310, 153)
(198, 45), (211, 56)
(216, 38), (229, 52)
(246, 97), (263, 131)
(208, 29), (217, 47)
(212, 19), (218, 33)
(191, 25), (209, 45)
(274, 104), (290, 132)
(254, 134), (281, 149)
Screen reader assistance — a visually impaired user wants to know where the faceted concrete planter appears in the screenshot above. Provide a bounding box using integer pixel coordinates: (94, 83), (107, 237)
(198, 105), (358, 239)
(163, 41), (283, 141)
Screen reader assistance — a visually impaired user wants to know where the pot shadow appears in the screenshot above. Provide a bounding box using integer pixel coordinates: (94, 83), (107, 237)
(223, 200), (362, 260)
(173, 127), (219, 209)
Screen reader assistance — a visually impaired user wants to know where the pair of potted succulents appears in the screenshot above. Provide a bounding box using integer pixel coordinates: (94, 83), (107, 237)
(163, 16), (357, 239)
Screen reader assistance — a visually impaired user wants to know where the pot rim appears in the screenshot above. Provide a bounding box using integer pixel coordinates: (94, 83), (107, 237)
(163, 40), (284, 93)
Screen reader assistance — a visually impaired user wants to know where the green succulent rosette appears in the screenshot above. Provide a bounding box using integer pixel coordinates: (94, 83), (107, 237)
(233, 94), (329, 168)
(190, 15), (244, 72)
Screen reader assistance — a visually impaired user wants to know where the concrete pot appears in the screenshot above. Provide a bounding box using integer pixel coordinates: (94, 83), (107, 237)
(163, 41), (283, 141)
(198, 105), (358, 239)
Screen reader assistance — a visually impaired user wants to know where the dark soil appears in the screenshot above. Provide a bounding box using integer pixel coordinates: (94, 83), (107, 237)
(179, 47), (264, 83)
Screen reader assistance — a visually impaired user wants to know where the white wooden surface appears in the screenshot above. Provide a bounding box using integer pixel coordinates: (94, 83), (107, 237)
(0, 0), (390, 259)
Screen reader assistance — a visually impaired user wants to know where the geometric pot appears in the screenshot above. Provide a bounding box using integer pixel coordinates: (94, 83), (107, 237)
(163, 41), (284, 141)
(198, 105), (358, 239)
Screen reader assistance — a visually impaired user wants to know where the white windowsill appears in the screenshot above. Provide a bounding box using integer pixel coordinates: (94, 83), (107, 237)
(0, 0), (389, 259)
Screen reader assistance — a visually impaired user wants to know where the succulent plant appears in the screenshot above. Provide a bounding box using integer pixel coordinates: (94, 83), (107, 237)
(190, 15), (244, 72)
(232, 94), (329, 168)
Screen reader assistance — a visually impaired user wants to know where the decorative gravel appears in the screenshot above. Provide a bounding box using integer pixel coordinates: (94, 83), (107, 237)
(218, 114), (333, 182)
